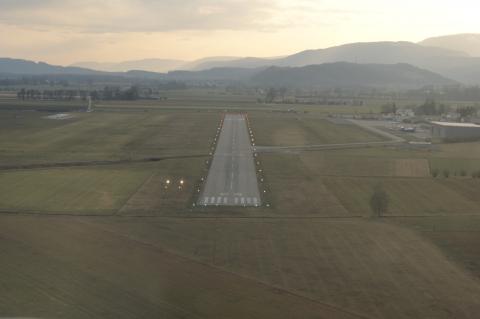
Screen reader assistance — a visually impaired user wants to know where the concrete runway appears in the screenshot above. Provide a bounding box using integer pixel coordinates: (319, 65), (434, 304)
(199, 114), (261, 207)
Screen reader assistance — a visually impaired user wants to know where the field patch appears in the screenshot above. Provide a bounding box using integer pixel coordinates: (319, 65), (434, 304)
(119, 158), (206, 215)
(0, 166), (152, 214)
(394, 158), (430, 177)
(301, 154), (429, 177)
(251, 113), (384, 147)
(0, 110), (218, 166)
(98, 218), (480, 319)
(323, 177), (480, 217)
(0, 215), (361, 319)
(260, 154), (350, 216)
(429, 158), (480, 176)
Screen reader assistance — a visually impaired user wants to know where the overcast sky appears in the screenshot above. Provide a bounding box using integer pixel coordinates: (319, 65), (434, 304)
(1, 0), (479, 65)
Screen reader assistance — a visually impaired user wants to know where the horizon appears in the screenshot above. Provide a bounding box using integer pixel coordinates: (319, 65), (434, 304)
(2, 0), (479, 65)
(0, 37), (463, 67)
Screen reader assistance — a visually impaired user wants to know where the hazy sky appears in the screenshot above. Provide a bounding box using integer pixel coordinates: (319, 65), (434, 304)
(1, 0), (478, 65)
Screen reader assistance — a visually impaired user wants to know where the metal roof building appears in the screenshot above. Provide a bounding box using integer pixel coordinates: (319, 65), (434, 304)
(431, 121), (480, 141)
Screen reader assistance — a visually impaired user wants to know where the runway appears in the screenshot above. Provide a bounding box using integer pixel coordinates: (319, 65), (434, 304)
(198, 114), (261, 207)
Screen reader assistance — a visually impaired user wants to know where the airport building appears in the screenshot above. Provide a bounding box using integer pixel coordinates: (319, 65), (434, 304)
(431, 121), (480, 141)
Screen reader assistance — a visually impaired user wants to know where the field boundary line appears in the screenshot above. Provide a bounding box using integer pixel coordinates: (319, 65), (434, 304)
(0, 154), (208, 171)
(116, 171), (158, 215)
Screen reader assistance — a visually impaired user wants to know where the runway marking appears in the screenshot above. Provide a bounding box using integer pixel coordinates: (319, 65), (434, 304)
(196, 114), (261, 208)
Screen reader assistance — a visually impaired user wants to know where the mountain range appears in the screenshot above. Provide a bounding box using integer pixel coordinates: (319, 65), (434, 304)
(1, 34), (480, 88)
(251, 63), (455, 89)
(67, 35), (480, 84)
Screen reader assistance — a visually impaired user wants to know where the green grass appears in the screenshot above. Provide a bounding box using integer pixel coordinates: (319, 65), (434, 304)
(429, 158), (480, 176)
(250, 112), (384, 146)
(323, 176), (480, 217)
(0, 110), (219, 166)
(3, 95), (480, 318)
(0, 166), (152, 214)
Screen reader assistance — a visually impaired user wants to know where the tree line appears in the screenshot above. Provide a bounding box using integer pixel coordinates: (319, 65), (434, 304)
(17, 86), (141, 101)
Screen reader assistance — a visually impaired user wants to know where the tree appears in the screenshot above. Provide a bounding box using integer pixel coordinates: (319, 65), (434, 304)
(457, 106), (476, 120)
(416, 98), (438, 115)
(369, 184), (389, 217)
(265, 88), (277, 103)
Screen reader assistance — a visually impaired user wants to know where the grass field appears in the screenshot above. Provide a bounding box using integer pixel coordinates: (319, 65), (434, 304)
(0, 215), (361, 319)
(2, 97), (480, 318)
(84, 217), (480, 319)
(0, 166), (152, 214)
(0, 110), (218, 166)
(250, 112), (385, 146)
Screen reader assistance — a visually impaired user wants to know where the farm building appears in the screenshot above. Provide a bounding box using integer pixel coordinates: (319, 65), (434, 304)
(431, 121), (480, 141)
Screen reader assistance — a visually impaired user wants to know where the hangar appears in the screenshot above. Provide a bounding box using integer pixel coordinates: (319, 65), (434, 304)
(431, 121), (480, 141)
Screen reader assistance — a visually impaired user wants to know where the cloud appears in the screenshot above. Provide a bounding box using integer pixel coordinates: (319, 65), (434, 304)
(0, 0), (291, 33)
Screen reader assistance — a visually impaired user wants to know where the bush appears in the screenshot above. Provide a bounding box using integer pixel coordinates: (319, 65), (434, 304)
(443, 169), (450, 178)
(431, 168), (440, 178)
(370, 184), (389, 218)
(460, 169), (467, 177)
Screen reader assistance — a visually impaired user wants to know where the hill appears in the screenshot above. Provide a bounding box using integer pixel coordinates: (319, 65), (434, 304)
(420, 34), (480, 57)
(0, 58), (100, 75)
(189, 41), (480, 84)
(251, 62), (456, 89)
(72, 58), (186, 73)
(167, 67), (262, 81)
(193, 42), (466, 70)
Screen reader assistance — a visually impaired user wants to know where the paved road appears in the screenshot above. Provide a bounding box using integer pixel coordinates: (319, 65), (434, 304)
(199, 114), (261, 207)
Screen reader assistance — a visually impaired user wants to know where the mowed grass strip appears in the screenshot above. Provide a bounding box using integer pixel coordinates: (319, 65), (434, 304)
(323, 177), (480, 217)
(0, 166), (152, 214)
